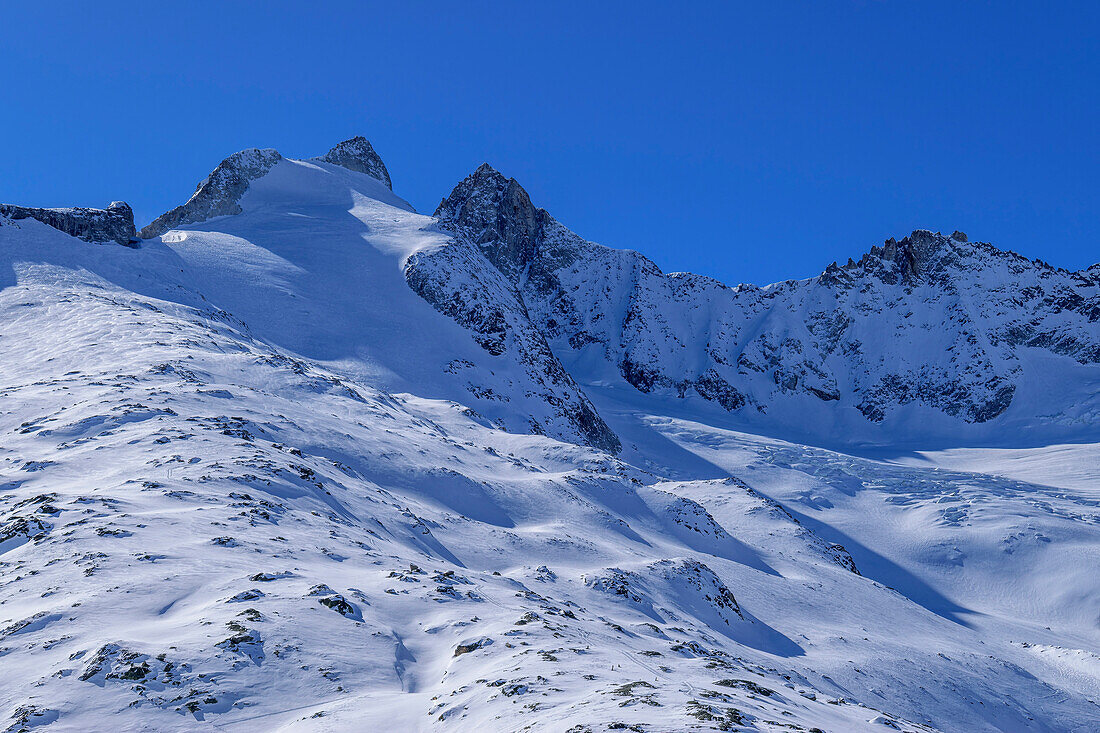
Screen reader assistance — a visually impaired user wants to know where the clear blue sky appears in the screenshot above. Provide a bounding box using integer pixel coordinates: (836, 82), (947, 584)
(2, 2), (1097, 285)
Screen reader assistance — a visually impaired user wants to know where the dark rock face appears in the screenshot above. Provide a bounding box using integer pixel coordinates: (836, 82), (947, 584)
(317, 136), (392, 189)
(140, 148), (283, 239)
(453, 638), (492, 657)
(434, 163), (546, 281)
(414, 164), (622, 452)
(692, 370), (748, 411)
(405, 232), (621, 454)
(0, 201), (137, 245)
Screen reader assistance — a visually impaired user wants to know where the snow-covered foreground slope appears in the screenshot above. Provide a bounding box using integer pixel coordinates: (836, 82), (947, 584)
(1, 140), (1099, 732)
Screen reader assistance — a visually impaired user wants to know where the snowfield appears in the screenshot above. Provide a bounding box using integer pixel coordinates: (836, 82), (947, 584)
(0, 139), (1098, 732)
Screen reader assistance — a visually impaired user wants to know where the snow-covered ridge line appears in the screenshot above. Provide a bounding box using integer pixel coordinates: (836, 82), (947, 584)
(139, 148), (284, 239)
(9, 138), (1099, 444)
(139, 137), (393, 239)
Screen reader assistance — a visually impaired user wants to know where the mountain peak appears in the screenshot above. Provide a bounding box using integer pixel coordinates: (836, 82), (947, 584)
(472, 161), (507, 179)
(435, 164), (545, 281)
(831, 229), (982, 286)
(140, 147), (283, 239)
(317, 136), (392, 189)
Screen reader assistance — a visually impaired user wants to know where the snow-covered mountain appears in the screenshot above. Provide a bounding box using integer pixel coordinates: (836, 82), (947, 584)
(433, 164), (1100, 445)
(1, 137), (1098, 732)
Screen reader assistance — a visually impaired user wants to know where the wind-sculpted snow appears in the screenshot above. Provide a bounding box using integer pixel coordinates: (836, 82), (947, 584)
(2, 139), (1100, 731)
(436, 168), (1100, 442)
(0, 249), (948, 731)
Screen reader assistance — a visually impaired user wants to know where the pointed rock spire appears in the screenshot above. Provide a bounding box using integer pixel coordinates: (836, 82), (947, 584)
(435, 164), (547, 282)
(317, 136), (392, 189)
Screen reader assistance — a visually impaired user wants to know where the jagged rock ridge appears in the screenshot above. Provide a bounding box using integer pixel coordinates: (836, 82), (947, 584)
(404, 233), (621, 452)
(433, 163), (548, 282)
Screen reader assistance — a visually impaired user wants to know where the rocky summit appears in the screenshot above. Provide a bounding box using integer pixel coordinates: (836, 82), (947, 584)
(0, 138), (1098, 732)
(316, 135), (393, 190)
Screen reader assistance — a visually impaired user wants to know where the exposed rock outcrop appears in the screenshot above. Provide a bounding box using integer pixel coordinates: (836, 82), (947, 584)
(414, 163), (621, 452)
(139, 148), (283, 239)
(316, 136), (392, 189)
(0, 201), (137, 245)
(434, 163), (546, 281)
(405, 232), (621, 453)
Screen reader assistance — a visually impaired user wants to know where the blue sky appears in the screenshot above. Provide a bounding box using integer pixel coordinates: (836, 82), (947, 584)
(2, 2), (1096, 285)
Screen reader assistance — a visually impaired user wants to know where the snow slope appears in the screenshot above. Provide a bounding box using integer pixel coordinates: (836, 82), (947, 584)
(0, 139), (1098, 732)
